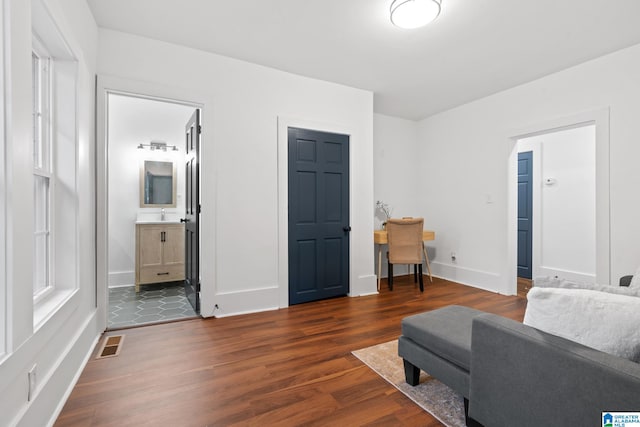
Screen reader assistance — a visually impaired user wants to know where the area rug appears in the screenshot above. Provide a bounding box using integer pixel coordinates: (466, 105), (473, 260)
(352, 340), (465, 427)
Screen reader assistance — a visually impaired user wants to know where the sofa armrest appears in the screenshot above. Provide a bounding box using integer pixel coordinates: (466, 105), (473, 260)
(469, 313), (640, 427)
(620, 275), (633, 287)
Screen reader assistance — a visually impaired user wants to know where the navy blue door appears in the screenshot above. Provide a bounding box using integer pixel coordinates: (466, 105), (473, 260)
(288, 128), (350, 305)
(183, 109), (200, 312)
(517, 151), (533, 279)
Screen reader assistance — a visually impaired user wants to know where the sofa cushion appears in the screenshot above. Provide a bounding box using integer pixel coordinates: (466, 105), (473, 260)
(401, 305), (484, 371)
(534, 276), (640, 298)
(524, 287), (640, 362)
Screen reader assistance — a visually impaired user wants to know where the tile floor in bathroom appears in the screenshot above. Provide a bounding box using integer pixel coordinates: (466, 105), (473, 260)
(108, 281), (198, 329)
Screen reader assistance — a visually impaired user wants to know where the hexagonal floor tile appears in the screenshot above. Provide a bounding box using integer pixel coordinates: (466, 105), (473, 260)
(108, 282), (197, 328)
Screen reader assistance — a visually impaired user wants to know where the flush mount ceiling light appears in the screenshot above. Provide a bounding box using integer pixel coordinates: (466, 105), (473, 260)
(390, 0), (442, 29)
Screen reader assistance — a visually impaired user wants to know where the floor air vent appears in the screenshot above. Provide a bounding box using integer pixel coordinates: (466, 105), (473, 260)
(96, 334), (125, 359)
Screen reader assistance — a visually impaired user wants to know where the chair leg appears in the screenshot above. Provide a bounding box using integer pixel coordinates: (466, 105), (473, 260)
(422, 244), (433, 283)
(418, 264), (424, 292)
(388, 263), (393, 290)
(413, 264), (417, 282)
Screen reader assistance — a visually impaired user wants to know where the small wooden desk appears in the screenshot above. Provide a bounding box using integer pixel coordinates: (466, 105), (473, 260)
(374, 230), (435, 291)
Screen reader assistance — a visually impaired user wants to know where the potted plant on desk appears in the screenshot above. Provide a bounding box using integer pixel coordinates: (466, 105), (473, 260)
(376, 200), (392, 229)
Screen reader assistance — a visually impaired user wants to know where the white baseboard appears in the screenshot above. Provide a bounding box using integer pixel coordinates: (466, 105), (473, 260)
(46, 320), (100, 427)
(14, 313), (100, 427)
(210, 274), (379, 318)
(351, 274), (377, 296)
(538, 267), (596, 284)
(108, 271), (134, 288)
(211, 286), (280, 318)
(108, 284), (134, 289)
(430, 261), (508, 294)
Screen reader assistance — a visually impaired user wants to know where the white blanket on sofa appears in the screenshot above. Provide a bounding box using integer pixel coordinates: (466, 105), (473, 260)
(533, 276), (640, 297)
(524, 287), (640, 362)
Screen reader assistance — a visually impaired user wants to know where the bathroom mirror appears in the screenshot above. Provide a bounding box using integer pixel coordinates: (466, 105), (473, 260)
(140, 160), (177, 207)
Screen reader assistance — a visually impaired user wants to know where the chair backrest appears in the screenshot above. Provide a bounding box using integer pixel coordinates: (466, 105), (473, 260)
(387, 217), (424, 264)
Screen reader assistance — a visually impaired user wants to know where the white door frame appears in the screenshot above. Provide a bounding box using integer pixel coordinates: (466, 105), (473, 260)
(95, 75), (205, 331)
(277, 116), (360, 308)
(506, 108), (610, 294)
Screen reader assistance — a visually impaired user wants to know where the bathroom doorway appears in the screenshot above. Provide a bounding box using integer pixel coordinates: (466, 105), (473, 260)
(105, 93), (199, 329)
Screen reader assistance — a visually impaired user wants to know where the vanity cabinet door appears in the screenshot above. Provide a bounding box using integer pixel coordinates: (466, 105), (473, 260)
(138, 225), (164, 268)
(163, 225), (185, 267)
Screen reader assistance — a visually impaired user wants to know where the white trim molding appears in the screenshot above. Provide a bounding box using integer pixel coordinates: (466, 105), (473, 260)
(277, 116), (377, 310)
(506, 108), (610, 294)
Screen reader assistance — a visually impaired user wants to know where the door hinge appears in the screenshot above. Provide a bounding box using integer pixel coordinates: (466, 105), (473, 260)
(198, 125), (202, 134)
(198, 204), (201, 214)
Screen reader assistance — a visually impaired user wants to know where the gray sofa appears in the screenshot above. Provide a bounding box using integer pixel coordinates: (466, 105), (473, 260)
(399, 306), (640, 427)
(469, 313), (640, 426)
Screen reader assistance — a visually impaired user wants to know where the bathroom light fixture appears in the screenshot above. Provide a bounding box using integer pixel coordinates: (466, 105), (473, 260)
(137, 141), (179, 152)
(390, 0), (441, 29)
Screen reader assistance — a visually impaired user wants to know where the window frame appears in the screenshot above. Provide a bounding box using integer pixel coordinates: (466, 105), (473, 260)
(30, 0), (80, 330)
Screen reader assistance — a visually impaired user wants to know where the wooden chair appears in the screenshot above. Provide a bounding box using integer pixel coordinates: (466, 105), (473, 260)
(387, 217), (424, 292)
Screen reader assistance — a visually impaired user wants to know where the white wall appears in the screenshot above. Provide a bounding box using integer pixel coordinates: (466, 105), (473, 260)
(97, 29), (375, 318)
(107, 94), (192, 288)
(373, 113), (426, 278)
(373, 113), (422, 227)
(416, 42), (640, 293)
(0, 0), (100, 425)
(518, 125), (596, 282)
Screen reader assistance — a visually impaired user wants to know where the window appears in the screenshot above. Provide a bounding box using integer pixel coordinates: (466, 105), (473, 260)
(32, 39), (54, 301)
(31, 0), (79, 328)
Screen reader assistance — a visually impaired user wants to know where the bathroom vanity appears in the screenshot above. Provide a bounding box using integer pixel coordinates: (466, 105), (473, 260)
(135, 221), (185, 291)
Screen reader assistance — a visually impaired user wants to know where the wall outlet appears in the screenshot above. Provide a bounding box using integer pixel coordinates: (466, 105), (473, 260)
(28, 364), (37, 401)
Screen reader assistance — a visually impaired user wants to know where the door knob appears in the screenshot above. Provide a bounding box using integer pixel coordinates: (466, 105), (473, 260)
(180, 218), (188, 223)
(343, 226), (352, 232)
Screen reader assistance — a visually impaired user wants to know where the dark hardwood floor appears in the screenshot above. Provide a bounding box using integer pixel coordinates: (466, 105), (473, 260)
(55, 276), (526, 427)
(517, 277), (533, 298)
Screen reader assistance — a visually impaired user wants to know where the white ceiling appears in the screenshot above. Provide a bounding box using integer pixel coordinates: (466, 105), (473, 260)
(86, 0), (640, 120)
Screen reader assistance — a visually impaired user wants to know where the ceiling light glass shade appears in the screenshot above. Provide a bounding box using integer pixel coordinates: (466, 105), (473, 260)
(390, 0), (441, 29)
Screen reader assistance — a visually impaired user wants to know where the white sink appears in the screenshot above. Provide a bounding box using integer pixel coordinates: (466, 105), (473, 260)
(136, 212), (183, 224)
